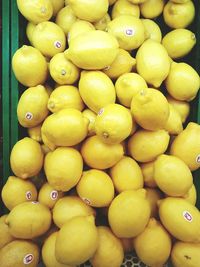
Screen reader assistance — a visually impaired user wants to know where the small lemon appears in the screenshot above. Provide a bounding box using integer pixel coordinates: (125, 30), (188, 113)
(90, 226), (124, 267)
(79, 70), (116, 113)
(10, 137), (44, 179)
(55, 6), (77, 35)
(140, 0), (165, 19)
(110, 156), (144, 193)
(136, 40), (171, 87)
(115, 72), (147, 107)
(26, 22), (36, 45)
(183, 184), (197, 206)
(128, 129), (170, 162)
(145, 188), (163, 218)
(82, 109), (97, 136)
(111, 0), (140, 19)
(140, 161), (157, 188)
(12, 45), (48, 87)
(163, 0), (195, 29)
(164, 104), (183, 135)
(131, 88), (170, 131)
(93, 13), (111, 31)
(44, 147), (83, 192)
(107, 15), (145, 50)
(142, 19), (162, 42)
(81, 135), (124, 169)
(17, 0), (53, 23)
(108, 189), (151, 238)
(133, 218), (172, 267)
(28, 124), (42, 142)
(32, 21), (66, 58)
(0, 215), (15, 249)
(50, 0), (64, 16)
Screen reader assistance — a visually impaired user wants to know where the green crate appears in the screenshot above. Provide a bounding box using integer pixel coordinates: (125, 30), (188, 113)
(1, 0), (200, 266)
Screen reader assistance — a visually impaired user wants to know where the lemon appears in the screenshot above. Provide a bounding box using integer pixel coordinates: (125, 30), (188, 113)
(82, 109), (96, 136)
(55, 215), (98, 265)
(38, 182), (64, 209)
(65, 30), (119, 70)
(32, 21), (66, 58)
(142, 19), (162, 42)
(2, 176), (37, 210)
(109, 0), (118, 4)
(93, 13), (111, 31)
(154, 154), (193, 197)
(10, 137), (44, 179)
(6, 201), (51, 239)
(67, 0), (109, 22)
(136, 40), (171, 87)
(90, 226), (124, 267)
(50, 0), (64, 16)
(55, 6), (76, 35)
(170, 122), (200, 171)
(162, 29), (196, 59)
(158, 197), (200, 242)
(183, 184), (197, 206)
(128, 0), (147, 3)
(0, 215), (15, 249)
(17, 0), (53, 23)
(107, 15), (145, 50)
(133, 218), (172, 267)
(103, 49), (136, 79)
(81, 135), (124, 169)
(17, 85), (49, 128)
(79, 70), (116, 113)
(131, 88), (170, 131)
(26, 22), (36, 45)
(171, 0), (189, 2)
(165, 62), (200, 101)
(108, 189), (151, 238)
(28, 124), (42, 142)
(164, 104), (183, 135)
(41, 108), (88, 149)
(163, 0), (195, 29)
(42, 232), (72, 267)
(0, 240), (39, 267)
(12, 45), (48, 87)
(140, 161), (157, 188)
(128, 129), (170, 162)
(140, 0), (165, 19)
(111, 0), (140, 19)
(171, 241), (200, 267)
(121, 238), (133, 253)
(110, 156), (144, 192)
(49, 53), (80, 85)
(77, 169), (114, 207)
(44, 147), (83, 192)
(115, 73), (147, 107)
(145, 188), (163, 218)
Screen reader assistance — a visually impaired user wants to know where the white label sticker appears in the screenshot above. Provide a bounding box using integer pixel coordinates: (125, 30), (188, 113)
(26, 191), (32, 200)
(196, 154), (200, 164)
(50, 190), (58, 200)
(82, 197), (91, 205)
(25, 112), (33, 120)
(54, 41), (62, 49)
(125, 28), (134, 36)
(98, 108), (104, 115)
(183, 211), (193, 222)
(23, 254), (34, 265)
(31, 201), (39, 204)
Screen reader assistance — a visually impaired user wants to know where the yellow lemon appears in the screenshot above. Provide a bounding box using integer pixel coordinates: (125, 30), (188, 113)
(171, 241), (200, 267)
(90, 226), (124, 267)
(32, 21), (66, 58)
(110, 156), (144, 192)
(79, 70), (116, 113)
(103, 49), (136, 79)
(140, 161), (157, 188)
(28, 124), (42, 142)
(44, 147), (83, 192)
(41, 108), (88, 149)
(111, 0), (140, 19)
(0, 215), (15, 249)
(108, 189), (151, 238)
(140, 0), (165, 19)
(171, 0), (190, 2)
(81, 135), (124, 169)
(55, 215), (98, 265)
(17, 0), (53, 23)
(107, 15), (145, 50)
(165, 62), (200, 101)
(55, 6), (77, 35)
(0, 240), (39, 267)
(163, 0), (195, 29)
(26, 22), (36, 45)
(65, 30), (119, 69)
(109, 0), (118, 4)
(133, 218), (172, 267)
(159, 197), (200, 242)
(128, 129), (170, 162)
(50, 0), (65, 16)
(142, 19), (162, 42)
(128, 0), (147, 3)
(17, 85), (49, 128)
(170, 122), (200, 171)
(82, 109), (97, 136)
(49, 53), (80, 85)
(115, 73), (147, 107)
(183, 184), (197, 206)
(12, 45), (48, 87)
(136, 40), (171, 87)
(164, 103), (183, 135)
(10, 137), (44, 179)
(145, 188), (163, 218)
(93, 13), (111, 31)
(154, 154), (193, 197)
(131, 88), (170, 131)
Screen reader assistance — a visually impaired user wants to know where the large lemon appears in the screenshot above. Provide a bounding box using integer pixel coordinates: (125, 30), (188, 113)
(164, 104), (183, 135)
(0, 215), (15, 249)
(111, 0), (140, 19)
(55, 6), (77, 35)
(140, 0), (165, 19)
(44, 147), (83, 192)
(141, 19), (162, 42)
(79, 70), (116, 113)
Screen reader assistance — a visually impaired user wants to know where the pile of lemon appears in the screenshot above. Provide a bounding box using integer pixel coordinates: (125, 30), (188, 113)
(1, 0), (200, 266)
